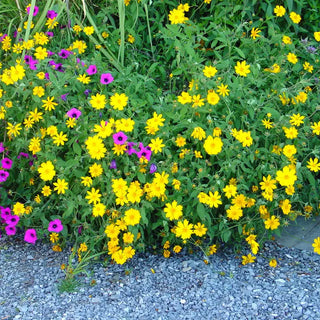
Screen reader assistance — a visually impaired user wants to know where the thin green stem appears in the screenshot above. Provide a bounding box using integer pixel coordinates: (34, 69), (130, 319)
(144, 3), (154, 60)
(118, 0), (125, 66)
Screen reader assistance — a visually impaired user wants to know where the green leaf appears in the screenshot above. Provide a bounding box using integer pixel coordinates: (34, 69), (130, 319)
(221, 229), (231, 243)
(196, 203), (211, 223)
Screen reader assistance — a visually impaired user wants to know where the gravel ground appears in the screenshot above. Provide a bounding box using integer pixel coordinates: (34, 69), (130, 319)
(1, 236), (320, 320)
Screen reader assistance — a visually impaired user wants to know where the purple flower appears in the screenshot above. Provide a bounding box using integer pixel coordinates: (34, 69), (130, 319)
(0, 207), (11, 220)
(1, 158), (12, 170)
(17, 152), (29, 159)
(110, 159), (117, 169)
(307, 46), (317, 54)
(5, 225), (16, 236)
(58, 49), (72, 59)
(29, 60), (38, 70)
(0, 34), (8, 42)
(13, 30), (18, 38)
(61, 93), (69, 101)
(149, 163), (157, 174)
(113, 132), (128, 145)
(136, 143), (152, 161)
(125, 142), (137, 155)
(0, 170), (9, 183)
(46, 31), (54, 37)
(47, 51), (55, 57)
(67, 108), (81, 119)
(78, 226), (83, 234)
(100, 73), (114, 85)
(27, 5), (39, 16)
(24, 229), (37, 244)
(84, 89), (91, 96)
(5, 215), (19, 226)
(86, 65), (97, 75)
(48, 219), (63, 233)
(0, 142), (4, 153)
(45, 73), (50, 80)
(24, 55), (32, 64)
(47, 10), (58, 19)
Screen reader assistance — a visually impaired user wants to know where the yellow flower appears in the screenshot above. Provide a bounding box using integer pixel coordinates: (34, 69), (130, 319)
(42, 96), (57, 111)
(164, 200), (183, 221)
(90, 93), (106, 110)
(203, 136), (223, 155)
(149, 137), (165, 154)
(289, 12), (301, 24)
(77, 74), (91, 84)
(110, 93), (128, 110)
(314, 32), (320, 42)
(41, 185), (52, 197)
(53, 178), (68, 194)
(34, 46), (48, 60)
(242, 253), (256, 265)
(307, 158), (320, 172)
(81, 176), (93, 187)
(250, 27), (261, 40)
(53, 132), (68, 146)
(269, 259), (277, 267)
(193, 222), (207, 237)
(312, 237), (320, 254)
(86, 188), (101, 204)
(216, 84), (229, 96)
(234, 60), (250, 77)
(203, 65), (217, 78)
(264, 216), (280, 230)
(207, 90), (220, 105)
(274, 5), (286, 17)
(38, 161), (56, 181)
(89, 163), (103, 178)
(191, 127), (206, 140)
(311, 121), (320, 135)
(287, 52), (298, 64)
(124, 208), (141, 226)
(175, 219), (193, 240)
(282, 35), (292, 44)
(168, 8), (187, 24)
(32, 86), (45, 97)
(83, 26), (94, 35)
(127, 34), (135, 43)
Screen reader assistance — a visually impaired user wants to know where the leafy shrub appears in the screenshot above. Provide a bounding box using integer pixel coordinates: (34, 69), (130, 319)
(0, 1), (320, 267)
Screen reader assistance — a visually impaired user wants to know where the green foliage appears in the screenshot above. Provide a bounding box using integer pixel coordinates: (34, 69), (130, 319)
(0, 0), (320, 268)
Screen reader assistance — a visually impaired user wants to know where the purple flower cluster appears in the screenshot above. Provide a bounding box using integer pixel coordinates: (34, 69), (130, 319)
(0, 207), (19, 237)
(24, 55), (39, 70)
(0, 156), (12, 183)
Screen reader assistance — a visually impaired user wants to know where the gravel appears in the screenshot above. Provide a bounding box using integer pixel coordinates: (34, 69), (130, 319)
(1, 236), (320, 320)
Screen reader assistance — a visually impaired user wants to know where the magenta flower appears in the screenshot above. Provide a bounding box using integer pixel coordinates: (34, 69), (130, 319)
(125, 142), (137, 155)
(136, 143), (152, 161)
(46, 31), (54, 37)
(58, 49), (72, 59)
(67, 108), (81, 119)
(24, 229), (37, 244)
(86, 65), (97, 75)
(0, 207), (11, 220)
(100, 73), (114, 85)
(47, 10), (58, 19)
(0, 170), (9, 183)
(0, 142), (4, 153)
(27, 5), (39, 16)
(17, 152), (29, 159)
(48, 219), (63, 233)
(113, 132), (128, 145)
(5, 225), (16, 236)
(5, 215), (20, 226)
(1, 158), (12, 170)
